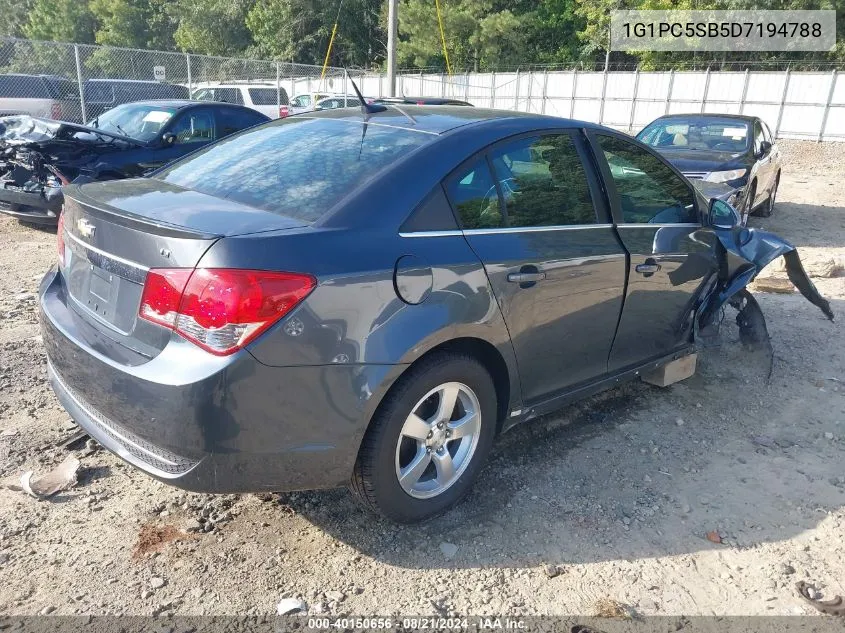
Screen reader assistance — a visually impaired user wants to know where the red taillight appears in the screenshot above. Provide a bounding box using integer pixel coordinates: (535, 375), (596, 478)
(57, 213), (66, 267)
(279, 105), (289, 118)
(138, 269), (193, 328)
(51, 103), (62, 120)
(139, 268), (315, 356)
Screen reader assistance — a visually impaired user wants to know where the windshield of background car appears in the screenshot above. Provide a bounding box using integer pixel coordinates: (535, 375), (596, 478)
(637, 118), (750, 153)
(91, 103), (177, 141)
(155, 117), (431, 222)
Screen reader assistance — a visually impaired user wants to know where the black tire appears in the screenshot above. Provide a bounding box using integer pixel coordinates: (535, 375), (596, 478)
(349, 352), (497, 523)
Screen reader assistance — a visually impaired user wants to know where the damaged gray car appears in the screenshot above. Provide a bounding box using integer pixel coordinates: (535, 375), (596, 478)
(40, 108), (832, 522)
(0, 100), (269, 225)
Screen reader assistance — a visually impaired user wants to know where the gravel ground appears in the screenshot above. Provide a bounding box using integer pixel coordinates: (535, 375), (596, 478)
(0, 140), (844, 618)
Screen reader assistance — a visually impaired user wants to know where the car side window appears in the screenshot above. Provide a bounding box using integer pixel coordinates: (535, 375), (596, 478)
(753, 121), (766, 155)
(595, 134), (697, 224)
(761, 121), (773, 144)
(445, 156), (502, 229)
(169, 109), (215, 144)
(489, 134), (597, 227)
(292, 95), (311, 107)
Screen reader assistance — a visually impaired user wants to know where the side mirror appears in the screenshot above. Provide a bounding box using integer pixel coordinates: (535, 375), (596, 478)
(161, 132), (176, 146)
(758, 140), (772, 157)
(708, 198), (741, 230)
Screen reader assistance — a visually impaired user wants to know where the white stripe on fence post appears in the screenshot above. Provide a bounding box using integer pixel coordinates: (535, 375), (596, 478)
(569, 69), (578, 119)
(186, 53), (192, 98)
(526, 70), (533, 113)
(819, 69), (837, 142)
(598, 65), (608, 124)
(490, 71), (496, 108)
(74, 45), (87, 123)
(275, 62), (281, 111)
(664, 69), (674, 115)
(541, 68), (548, 114)
(739, 68), (750, 114)
(774, 67), (790, 138)
(628, 66), (640, 133)
(700, 67), (710, 113)
(513, 68), (520, 110)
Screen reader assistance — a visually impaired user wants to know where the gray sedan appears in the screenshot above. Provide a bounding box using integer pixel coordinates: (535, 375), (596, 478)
(40, 106), (831, 523)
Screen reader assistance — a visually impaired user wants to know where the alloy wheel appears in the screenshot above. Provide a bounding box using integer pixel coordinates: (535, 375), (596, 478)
(394, 382), (481, 499)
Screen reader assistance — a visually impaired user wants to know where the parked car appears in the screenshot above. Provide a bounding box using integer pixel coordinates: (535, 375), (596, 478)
(287, 92), (334, 116)
(0, 74), (83, 122)
(192, 83), (289, 119)
(636, 114), (781, 225)
(84, 79), (189, 120)
(314, 95), (367, 110)
(0, 100), (268, 224)
(373, 96), (473, 106)
(40, 106), (831, 523)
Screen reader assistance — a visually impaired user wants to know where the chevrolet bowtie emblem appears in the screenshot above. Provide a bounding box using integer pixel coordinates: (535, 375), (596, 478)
(77, 218), (96, 239)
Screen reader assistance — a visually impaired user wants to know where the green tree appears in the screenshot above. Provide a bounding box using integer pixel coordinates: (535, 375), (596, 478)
(397, 0), (530, 71)
(0, 0), (36, 37)
(246, 0), (384, 68)
(170, 0), (253, 56)
(247, 0), (328, 63)
(528, 0), (584, 64)
(23, 0), (96, 43)
(88, 0), (175, 49)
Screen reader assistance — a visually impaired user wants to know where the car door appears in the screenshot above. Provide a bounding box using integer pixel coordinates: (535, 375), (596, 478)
(445, 131), (628, 404)
(755, 119), (777, 199)
(588, 131), (718, 372)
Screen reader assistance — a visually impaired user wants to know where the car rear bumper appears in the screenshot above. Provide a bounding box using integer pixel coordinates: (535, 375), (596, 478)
(39, 267), (402, 493)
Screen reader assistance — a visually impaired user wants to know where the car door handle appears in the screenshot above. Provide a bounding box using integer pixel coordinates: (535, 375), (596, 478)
(507, 272), (546, 283)
(635, 262), (661, 275)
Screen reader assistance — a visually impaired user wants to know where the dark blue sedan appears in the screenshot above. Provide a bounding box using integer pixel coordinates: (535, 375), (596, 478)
(636, 114), (782, 226)
(0, 100), (269, 225)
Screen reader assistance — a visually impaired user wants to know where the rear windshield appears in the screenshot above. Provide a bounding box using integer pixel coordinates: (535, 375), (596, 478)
(249, 87), (288, 105)
(155, 117), (431, 222)
(194, 87), (243, 105)
(0, 75), (50, 98)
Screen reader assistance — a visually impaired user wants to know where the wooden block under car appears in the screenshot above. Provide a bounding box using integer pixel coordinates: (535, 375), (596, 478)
(641, 353), (697, 387)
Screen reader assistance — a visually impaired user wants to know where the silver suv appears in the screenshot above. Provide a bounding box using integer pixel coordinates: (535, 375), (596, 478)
(0, 74), (83, 122)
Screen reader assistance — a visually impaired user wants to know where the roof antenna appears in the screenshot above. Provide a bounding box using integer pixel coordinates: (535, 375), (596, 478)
(346, 70), (386, 116)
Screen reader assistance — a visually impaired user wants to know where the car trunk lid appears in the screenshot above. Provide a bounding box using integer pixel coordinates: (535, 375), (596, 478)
(60, 179), (308, 360)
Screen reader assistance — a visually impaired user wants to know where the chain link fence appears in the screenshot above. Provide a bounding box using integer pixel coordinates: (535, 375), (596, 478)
(0, 37), (347, 123)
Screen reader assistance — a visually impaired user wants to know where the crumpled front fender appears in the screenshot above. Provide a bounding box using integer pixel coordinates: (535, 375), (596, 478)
(698, 227), (834, 329)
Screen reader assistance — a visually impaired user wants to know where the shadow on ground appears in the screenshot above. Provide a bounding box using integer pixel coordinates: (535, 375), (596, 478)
(284, 295), (844, 570)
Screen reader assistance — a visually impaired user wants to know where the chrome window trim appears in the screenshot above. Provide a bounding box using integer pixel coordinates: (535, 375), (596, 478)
(464, 223), (613, 235)
(398, 230), (463, 238)
(399, 222), (702, 237)
(616, 223), (702, 229)
(399, 224), (613, 238)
